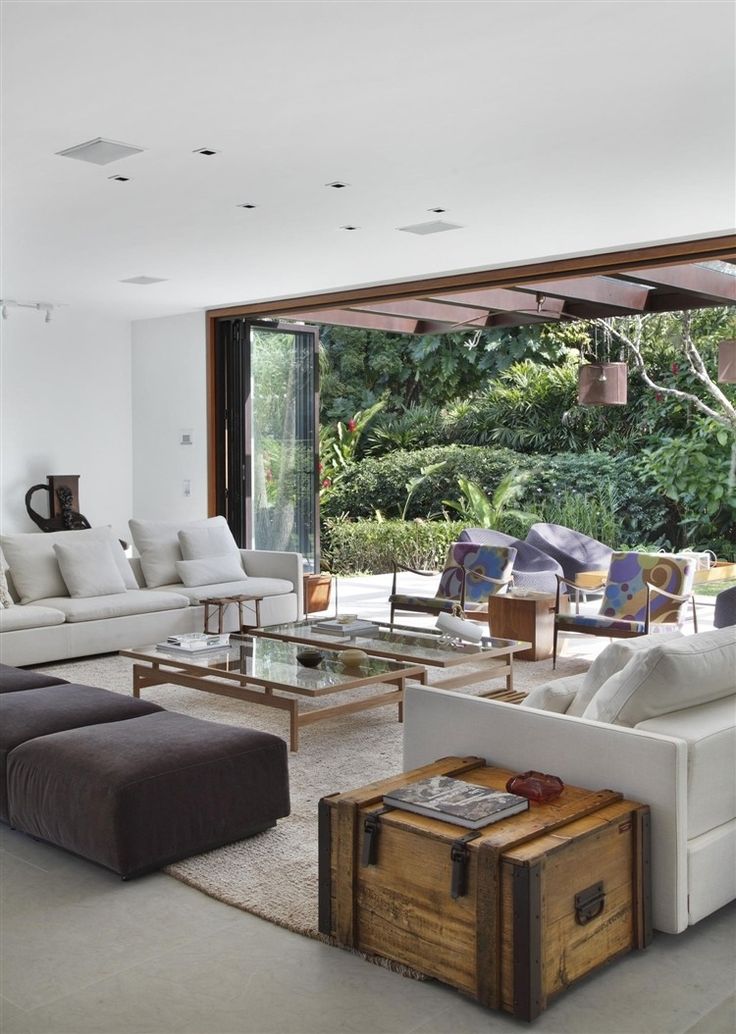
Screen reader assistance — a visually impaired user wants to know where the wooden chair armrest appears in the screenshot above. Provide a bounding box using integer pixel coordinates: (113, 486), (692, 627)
(391, 561), (436, 597)
(645, 584), (698, 634)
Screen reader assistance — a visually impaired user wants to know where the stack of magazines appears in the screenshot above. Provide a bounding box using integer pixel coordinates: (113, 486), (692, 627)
(313, 617), (378, 636)
(383, 775), (529, 829)
(156, 633), (230, 654)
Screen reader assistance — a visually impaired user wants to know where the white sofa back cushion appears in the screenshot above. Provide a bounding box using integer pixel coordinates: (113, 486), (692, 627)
(521, 674), (581, 714)
(54, 538), (127, 598)
(583, 627), (736, 727)
(175, 555), (245, 587)
(0, 527), (135, 604)
(129, 516), (229, 588)
(178, 524), (239, 560)
(567, 631), (684, 717)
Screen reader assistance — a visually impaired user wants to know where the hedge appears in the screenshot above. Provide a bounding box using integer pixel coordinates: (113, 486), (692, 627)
(322, 518), (466, 576)
(322, 444), (669, 545)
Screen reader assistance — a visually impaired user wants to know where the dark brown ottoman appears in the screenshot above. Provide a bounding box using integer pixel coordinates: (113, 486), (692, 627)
(0, 663), (68, 693)
(7, 711), (290, 878)
(0, 684), (162, 821)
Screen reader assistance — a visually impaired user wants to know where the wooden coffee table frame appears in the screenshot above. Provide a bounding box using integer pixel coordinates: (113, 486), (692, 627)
(122, 647), (427, 752)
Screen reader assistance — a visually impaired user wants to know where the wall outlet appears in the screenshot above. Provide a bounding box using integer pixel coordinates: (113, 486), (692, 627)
(180, 429), (193, 446)
(183, 479), (191, 497)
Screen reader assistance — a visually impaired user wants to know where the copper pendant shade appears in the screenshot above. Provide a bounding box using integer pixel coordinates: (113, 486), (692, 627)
(718, 340), (736, 383)
(578, 362), (628, 406)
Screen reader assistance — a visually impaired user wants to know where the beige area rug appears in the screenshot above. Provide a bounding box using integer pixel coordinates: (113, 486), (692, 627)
(38, 652), (588, 942)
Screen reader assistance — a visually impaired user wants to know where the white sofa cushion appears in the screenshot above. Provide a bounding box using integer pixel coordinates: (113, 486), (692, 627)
(54, 538), (128, 598)
(0, 564), (13, 608)
(155, 577), (294, 605)
(175, 555), (245, 587)
(583, 627), (736, 727)
(178, 524), (239, 560)
(33, 589), (190, 623)
(521, 674), (581, 713)
(567, 632), (684, 717)
(129, 516), (230, 588)
(636, 696), (736, 839)
(0, 528), (136, 603)
(0, 604), (66, 631)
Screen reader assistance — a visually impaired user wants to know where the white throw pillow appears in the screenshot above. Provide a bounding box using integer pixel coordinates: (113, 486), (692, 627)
(175, 554), (245, 587)
(128, 516), (229, 588)
(0, 527), (135, 604)
(0, 563), (14, 608)
(178, 524), (239, 561)
(582, 627), (736, 727)
(521, 675), (580, 714)
(53, 538), (128, 598)
(566, 631), (684, 717)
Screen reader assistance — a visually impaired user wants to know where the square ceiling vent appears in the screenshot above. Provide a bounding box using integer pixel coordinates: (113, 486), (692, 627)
(397, 220), (463, 235)
(56, 138), (145, 165)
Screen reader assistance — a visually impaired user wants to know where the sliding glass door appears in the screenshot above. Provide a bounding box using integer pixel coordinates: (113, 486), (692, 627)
(214, 319), (319, 571)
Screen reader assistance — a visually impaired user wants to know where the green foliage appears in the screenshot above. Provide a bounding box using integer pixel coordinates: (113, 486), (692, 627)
(366, 405), (448, 455)
(319, 400), (385, 497)
(402, 461), (448, 520)
(539, 484), (622, 547)
(322, 518), (465, 576)
(641, 417), (736, 549)
(442, 473), (540, 533)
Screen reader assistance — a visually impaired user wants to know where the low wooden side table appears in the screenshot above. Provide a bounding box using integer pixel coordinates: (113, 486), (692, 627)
(484, 592), (568, 661)
(201, 594), (264, 634)
(303, 573), (336, 617)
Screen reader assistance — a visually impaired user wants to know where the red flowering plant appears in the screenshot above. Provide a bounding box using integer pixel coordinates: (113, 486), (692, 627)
(318, 401), (384, 500)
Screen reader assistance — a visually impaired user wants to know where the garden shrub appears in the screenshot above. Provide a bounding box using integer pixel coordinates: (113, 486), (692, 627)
(322, 518), (465, 576)
(323, 444), (670, 545)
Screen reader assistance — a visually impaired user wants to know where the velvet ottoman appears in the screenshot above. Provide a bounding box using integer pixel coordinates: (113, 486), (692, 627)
(6, 711), (291, 878)
(0, 663), (68, 693)
(0, 683), (162, 821)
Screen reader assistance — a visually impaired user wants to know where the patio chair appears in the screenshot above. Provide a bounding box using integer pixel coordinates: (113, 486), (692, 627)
(458, 528), (563, 595)
(553, 551), (698, 668)
(714, 585), (736, 628)
(389, 542), (516, 629)
(526, 522), (613, 582)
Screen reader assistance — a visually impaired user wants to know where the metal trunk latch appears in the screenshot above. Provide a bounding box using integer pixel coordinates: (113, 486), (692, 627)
(361, 807), (390, 867)
(450, 832), (481, 899)
(575, 881), (606, 925)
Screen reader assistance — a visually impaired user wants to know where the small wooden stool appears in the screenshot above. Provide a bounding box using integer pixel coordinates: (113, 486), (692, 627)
(201, 595), (264, 634)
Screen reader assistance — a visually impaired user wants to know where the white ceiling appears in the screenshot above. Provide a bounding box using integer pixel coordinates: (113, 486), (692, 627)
(2, 0), (734, 322)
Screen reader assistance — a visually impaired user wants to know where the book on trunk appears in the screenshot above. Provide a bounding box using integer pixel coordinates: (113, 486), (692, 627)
(383, 775), (529, 829)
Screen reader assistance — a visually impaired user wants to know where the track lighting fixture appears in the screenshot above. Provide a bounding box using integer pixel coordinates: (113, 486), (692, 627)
(0, 299), (57, 323)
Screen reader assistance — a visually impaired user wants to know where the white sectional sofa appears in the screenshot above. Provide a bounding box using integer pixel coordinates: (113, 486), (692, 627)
(0, 519), (303, 667)
(403, 627), (736, 935)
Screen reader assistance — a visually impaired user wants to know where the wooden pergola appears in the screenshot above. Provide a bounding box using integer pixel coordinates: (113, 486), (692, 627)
(275, 259), (736, 334)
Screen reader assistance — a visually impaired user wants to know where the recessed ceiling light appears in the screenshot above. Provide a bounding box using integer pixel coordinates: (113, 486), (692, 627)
(56, 137), (145, 165)
(237, 203), (257, 209)
(428, 207), (446, 213)
(119, 276), (168, 285)
(194, 147), (219, 156)
(340, 225), (359, 231)
(108, 175), (131, 182)
(326, 181), (350, 189)
(398, 220), (463, 235)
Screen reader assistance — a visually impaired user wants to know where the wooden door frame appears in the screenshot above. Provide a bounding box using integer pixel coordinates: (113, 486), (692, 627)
(206, 232), (736, 514)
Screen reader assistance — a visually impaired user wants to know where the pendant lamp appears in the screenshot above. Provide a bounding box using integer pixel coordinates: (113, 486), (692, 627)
(718, 340), (736, 383)
(578, 362), (628, 406)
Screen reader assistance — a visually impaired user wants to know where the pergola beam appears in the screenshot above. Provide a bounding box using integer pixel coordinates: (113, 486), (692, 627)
(511, 275), (650, 313)
(351, 297), (487, 326)
(614, 263), (736, 304)
(288, 308), (419, 334)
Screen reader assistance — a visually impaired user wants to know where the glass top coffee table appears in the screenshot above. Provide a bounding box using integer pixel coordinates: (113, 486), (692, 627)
(121, 635), (426, 752)
(251, 620), (531, 696)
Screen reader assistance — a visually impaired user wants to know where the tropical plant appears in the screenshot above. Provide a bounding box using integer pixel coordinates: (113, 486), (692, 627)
(318, 400), (384, 497)
(322, 516), (464, 576)
(442, 473), (540, 533)
(365, 404), (447, 455)
(402, 461), (447, 519)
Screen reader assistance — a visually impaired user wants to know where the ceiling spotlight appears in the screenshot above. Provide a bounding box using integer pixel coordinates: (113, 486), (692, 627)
(340, 225), (359, 231)
(326, 181), (350, 189)
(428, 207), (447, 213)
(193, 147), (219, 156)
(237, 203), (257, 209)
(108, 175), (131, 182)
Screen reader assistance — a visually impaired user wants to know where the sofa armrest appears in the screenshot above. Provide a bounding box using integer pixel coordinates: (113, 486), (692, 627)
(403, 685), (688, 934)
(240, 549), (304, 614)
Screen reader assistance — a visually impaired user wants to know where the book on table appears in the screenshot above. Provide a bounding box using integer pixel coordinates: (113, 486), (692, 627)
(156, 633), (230, 654)
(383, 775), (529, 829)
(312, 618), (379, 636)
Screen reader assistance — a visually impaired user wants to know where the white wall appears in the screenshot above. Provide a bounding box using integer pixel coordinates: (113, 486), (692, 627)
(0, 309), (133, 542)
(131, 311), (208, 523)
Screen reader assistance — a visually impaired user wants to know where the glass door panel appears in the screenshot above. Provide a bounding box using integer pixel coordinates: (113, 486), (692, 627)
(249, 324), (319, 571)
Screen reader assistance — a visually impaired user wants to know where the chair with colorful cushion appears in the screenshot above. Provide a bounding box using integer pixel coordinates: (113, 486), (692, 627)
(552, 551), (697, 668)
(389, 542), (516, 629)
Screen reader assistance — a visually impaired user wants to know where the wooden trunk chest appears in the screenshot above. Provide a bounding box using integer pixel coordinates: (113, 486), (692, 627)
(319, 756), (651, 1021)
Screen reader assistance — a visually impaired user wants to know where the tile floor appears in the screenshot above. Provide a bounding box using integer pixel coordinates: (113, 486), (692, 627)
(2, 576), (730, 1034)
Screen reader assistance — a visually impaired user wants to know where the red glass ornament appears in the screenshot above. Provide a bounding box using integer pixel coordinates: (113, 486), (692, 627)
(506, 770), (565, 803)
